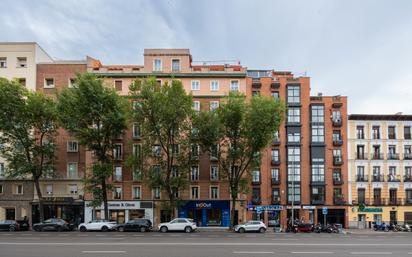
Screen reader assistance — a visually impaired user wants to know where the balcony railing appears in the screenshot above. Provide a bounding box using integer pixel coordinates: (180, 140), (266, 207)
(252, 180), (261, 185)
(387, 175), (401, 182)
(404, 175), (412, 182)
(372, 198), (383, 206)
(332, 118), (342, 127)
(404, 153), (412, 160)
(371, 153), (383, 160)
(355, 152), (368, 160)
(272, 138), (280, 145)
(271, 177), (280, 185)
(333, 177), (343, 185)
(252, 78), (262, 88)
(333, 138), (343, 146)
(334, 197), (346, 205)
(272, 197), (281, 205)
(333, 156), (343, 165)
(405, 198), (412, 205)
(372, 175), (384, 182)
(271, 158), (280, 166)
(356, 175), (369, 182)
(388, 198), (403, 206)
(387, 153), (400, 160)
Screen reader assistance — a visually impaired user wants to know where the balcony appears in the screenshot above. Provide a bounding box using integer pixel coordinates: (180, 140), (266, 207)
(371, 153), (383, 160)
(271, 80), (280, 89)
(404, 153), (412, 160)
(252, 180), (261, 185)
(372, 198), (383, 206)
(405, 198), (412, 205)
(333, 177), (343, 185)
(271, 177), (280, 185)
(271, 197), (281, 205)
(356, 175), (369, 182)
(355, 152), (368, 160)
(271, 158), (280, 166)
(333, 138), (343, 146)
(252, 78), (261, 88)
(372, 175), (384, 182)
(388, 198), (403, 206)
(252, 197), (261, 205)
(387, 175), (401, 182)
(333, 156), (343, 166)
(387, 153), (400, 160)
(332, 118), (342, 127)
(334, 197), (346, 205)
(272, 138), (280, 146)
(404, 175), (412, 182)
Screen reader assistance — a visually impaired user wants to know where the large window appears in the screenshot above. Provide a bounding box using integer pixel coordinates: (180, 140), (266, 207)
(311, 125), (324, 142)
(230, 80), (239, 91)
(288, 184), (301, 203)
(287, 107), (300, 123)
(311, 186), (325, 203)
(210, 80), (219, 91)
(171, 59), (180, 72)
(288, 131), (300, 143)
(287, 85), (300, 104)
(288, 147), (301, 182)
(210, 187), (219, 199)
(311, 163), (325, 183)
(388, 126), (396, 139)
(191, 166), (199, 181)
(153, 59), (162, 71)
(311, 105), (324, 122)
(252, 170), (260, 183)
(67, 163), (78, 178)
(191, 80), (200, 91)
(210, 166), (219, 181)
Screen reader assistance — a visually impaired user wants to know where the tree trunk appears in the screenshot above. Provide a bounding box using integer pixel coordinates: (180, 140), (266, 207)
(34, 178), (44, 222)
(102, 178), (109, 220)
(230, 195), (237, 229)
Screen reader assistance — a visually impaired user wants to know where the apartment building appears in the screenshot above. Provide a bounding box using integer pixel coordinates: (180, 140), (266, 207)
(84, 49), (248, 226)
(246, 70), (348, 228)
(348, 114), (412, 228)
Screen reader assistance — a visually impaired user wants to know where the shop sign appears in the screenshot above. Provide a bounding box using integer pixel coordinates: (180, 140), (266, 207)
(286, 206), (301, 209)
(302, 206), (316, 210)
(43, 197), (74, 202)
(195, 202), (212, 208)
(87, 201), (147, 210)
(352, 207), (383, 213)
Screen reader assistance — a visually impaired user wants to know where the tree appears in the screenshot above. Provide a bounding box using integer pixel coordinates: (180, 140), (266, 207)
(57, 73), (128, 220)
(0, 78), (58, 222)
(194, 92), (285, 228)
(129, 78), (194, 219)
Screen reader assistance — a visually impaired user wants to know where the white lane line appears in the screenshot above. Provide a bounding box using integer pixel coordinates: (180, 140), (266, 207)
(134, 235), (144, 237)
(96, 238), (125, 240)
(20, 234), (33, 236)
(233, 251), (274, 254)
(291, 252), (334, 254)
(351, 252), (392, 255)
(82, 251), (126, 254)
(272, 238), (297, 241)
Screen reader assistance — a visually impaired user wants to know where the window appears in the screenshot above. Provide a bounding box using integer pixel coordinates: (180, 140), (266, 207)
(311, 125), (324, 142)
(153, 59), (162, 72)
(271, 149), (279, 163)
(152, 145), (161, 157)
(132, 123), (141, 138)
(210, 186), (219, 199)
(133, 166), (142, 181)
(287, 107), (300, 123)
(113, 144), (122, 160)
(358, 188), (366, 204)
(210, 166), (219, 181)
(230, 80), (239, 91)
(210, 101), (219, 111)
(193, 101), (200, 111)
(0, 185), (3, 194)
(210, 80), (219, 91)
(17, 57), (27, 68)
(210, 144), (219, 160)
(113, 187), (122, 199)
(191, 80), (200, 91)
(252, 91), (260, 96)
(252, 170), (260, 183)
(0, 163), (4, 177)
(311, 105), (324, 122)
(14, 184), (23, 195)
(271, 168), (279, 181)
(271, 91), (279, 99)
(311, 186), (325, 203)
(171, 59), (180, 72)
(132, 100), (140, 111)
(288, 184), (301, 203)
(69, 184), (78, 194)
(153, 187), (161, 199)
(388, 126), (396, 139)
(0, 57), (6, 68)
(405, 167), (412, 181)
(287, 85), (300, 104)
(357, 145), (366, 159)
(68, 78), (75, 88)
(133, 186), (141, 199)
(287, 131), (300, 143)
(357, 126), (365, 139)
(114, 80), (122, 91)
(113, 166), (122, 181)
(333, 130), (341, 142)
(333, 169), (341, 182)
(312, 163), (325, 183)
(171, 144), (179, 155)
(45, 184), (53, 195)
(67, 141), (78, 152)
(332, 111), (341, 123)
(191, 166), (199, 181)
(18, 78), (26, 87)
(67, 163), (78, 178)
(191, 186), (199, 199)
(288, 147), (301, 182)
(44, 78), (55, 88)
(372, 126), (380, 139)
(405, 126), (411, 140)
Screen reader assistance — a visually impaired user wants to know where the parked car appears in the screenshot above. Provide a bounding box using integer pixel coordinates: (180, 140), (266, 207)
(234, 221), (267, 233)
(0, 220), (21, 231)
(116, 219), (152, 232)
(33, 218), (74, 232)
(16, 220), (30, 231)
(297, 223), (314, 233)
(78, 220), (117, 232)
(158, 218), (197, 233)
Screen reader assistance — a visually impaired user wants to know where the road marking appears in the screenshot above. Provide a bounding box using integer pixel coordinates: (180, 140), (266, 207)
(291, 252), (334, 254)
(134, 234), (144, 237)
(351, 252), (392, 255)
(82, 251), (126, 254)
(233, 251), (274, 254)
(272, 238), (298, 241)
(20, 234), (33, 236)
(96, 237), (125, 240)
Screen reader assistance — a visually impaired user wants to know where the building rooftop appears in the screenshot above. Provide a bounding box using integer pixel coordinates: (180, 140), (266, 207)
(349, 114), (412, 121)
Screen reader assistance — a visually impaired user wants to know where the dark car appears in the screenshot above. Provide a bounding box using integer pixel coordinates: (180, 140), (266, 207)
(16, 220), (30, 231)
(116, 219), (152, 232)
(0, 220), (20, 231)
(33, 218), (74, 232)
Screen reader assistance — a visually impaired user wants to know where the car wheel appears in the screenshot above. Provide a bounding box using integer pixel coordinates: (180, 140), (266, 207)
(184, 226), (192, 233)
(9, 226), (16, 232)
(79, 226), (87, 232)
(101, 226), (109, 232)
(41, 227), (46, 232)
(259, 227), (266, 233)
(238, 228), (245, 233)
(57, 226), (63, 232)
(33, 227), (40, 232)
(118, 226), (124, 232)
(140, 227), (146, 233)
(160, 226), (168, 233)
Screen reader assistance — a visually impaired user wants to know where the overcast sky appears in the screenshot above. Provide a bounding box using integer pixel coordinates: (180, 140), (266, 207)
(1, 0), (412, 114)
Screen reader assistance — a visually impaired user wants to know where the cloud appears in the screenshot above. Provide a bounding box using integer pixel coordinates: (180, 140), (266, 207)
(1, 0), (412, 114)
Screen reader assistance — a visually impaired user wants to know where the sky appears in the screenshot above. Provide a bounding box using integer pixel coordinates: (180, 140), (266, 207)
(1, 0), (412, 114)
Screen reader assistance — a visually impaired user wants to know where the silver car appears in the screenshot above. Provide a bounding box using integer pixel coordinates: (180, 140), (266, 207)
(234, 220), (267, 233)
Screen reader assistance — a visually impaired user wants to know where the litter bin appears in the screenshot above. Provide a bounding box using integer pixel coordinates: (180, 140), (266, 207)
(335, 223), (343, 234)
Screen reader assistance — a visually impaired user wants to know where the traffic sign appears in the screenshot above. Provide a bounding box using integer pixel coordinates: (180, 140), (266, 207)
(322, 207), (328, 215)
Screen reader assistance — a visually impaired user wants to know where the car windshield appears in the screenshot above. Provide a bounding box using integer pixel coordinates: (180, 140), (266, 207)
(44, 219), (52, 223)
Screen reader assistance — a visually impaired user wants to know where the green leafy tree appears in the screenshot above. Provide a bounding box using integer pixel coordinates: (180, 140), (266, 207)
(129, 78), (194, 219)
(194, 92), (285, 227)
(57, 73), (128, 220)
(0, 78), (58, 222)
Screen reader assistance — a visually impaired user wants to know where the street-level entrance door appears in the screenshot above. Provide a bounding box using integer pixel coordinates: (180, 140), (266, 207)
(5, 208), (15, 220)
(358, 214), (366, 229)
(390, 211), (397, 225)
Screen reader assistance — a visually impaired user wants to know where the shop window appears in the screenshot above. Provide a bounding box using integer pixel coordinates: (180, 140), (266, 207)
(94, 210), (101, 220)
(129, 209), (145, 220)
(206, 209), (221, 226)
(110, 210), (125, 224)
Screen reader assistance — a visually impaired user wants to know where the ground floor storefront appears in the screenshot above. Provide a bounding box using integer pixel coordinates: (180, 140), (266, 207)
(0, 201), (31, 222)
(348, 206), (412, 228)
(84, 201), (154, 224)
(178, 200), (230, 227)
(31, 198), (84, 224)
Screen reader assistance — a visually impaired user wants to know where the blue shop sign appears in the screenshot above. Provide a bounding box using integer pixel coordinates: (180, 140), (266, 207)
(178, 200), (230, 227)
(250, 205), (283, 211)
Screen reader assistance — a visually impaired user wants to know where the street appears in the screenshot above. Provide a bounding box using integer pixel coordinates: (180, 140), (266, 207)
(1, 231), (412, 257)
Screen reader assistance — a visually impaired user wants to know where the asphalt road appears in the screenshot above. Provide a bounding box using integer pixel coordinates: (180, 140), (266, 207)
(1, 231), (412, 257)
